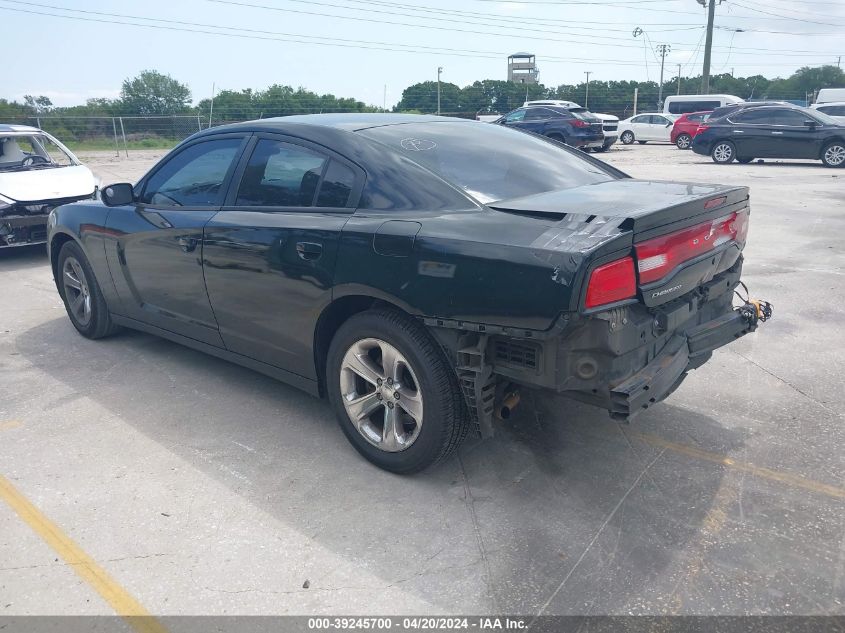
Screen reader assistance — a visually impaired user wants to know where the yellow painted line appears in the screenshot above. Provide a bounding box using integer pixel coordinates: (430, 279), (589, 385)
(630, 431), (845, 501)
(0, 420), (22, 431)
(0, 474), (168, 633)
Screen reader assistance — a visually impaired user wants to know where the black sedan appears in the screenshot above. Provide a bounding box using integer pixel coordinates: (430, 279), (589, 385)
(48, 114), (769, 473)
(692, 104), (845, 167)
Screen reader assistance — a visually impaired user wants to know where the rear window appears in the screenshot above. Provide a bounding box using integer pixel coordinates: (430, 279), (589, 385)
(358, 121), (615, 205)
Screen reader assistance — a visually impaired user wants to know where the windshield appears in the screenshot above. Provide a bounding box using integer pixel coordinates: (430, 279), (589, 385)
(0, 134), (75, 172)
(359, 121), (616, 204)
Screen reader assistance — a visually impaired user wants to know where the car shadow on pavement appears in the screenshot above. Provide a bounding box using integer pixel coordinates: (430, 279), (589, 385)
(0, 244), (48, 271)
(14, 317), (742, 615)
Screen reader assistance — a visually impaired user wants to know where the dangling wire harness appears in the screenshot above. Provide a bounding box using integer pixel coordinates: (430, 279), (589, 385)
(734, 281), (773, 325)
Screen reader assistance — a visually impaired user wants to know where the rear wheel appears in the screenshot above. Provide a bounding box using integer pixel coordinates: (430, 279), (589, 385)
(675, 133), (692, 149)
(57, 241), (119, 339)
(620, 130), (634, 145)
(326, 309), (468, 474)
(711, 141), (736, 164)
(546, 133), (568, 146)
(821, 141), (845, 168)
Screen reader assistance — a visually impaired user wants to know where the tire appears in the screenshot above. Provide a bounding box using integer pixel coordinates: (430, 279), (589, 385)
(326, 309), (468, 474)
(620, 130), (634, 145)
(711, 140), (736, 164)
(593, 145), (609, 153)
(637, 140), (648, 145)
(675, 134), (692, 149)
(547, 133), (568, 146)
(57, 240), (119, 339)
(821, 140), (845, 168)
(737, 157), (755, 164)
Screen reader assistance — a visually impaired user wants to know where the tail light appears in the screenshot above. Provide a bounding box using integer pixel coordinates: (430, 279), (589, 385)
(635, 209), (749, 285)
(695, 124), (710, 135)
(571, 119), (589, 128)
(585, 257), (636, 309)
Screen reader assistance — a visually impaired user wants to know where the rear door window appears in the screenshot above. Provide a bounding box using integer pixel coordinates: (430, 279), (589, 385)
(236, 140), (326, 207)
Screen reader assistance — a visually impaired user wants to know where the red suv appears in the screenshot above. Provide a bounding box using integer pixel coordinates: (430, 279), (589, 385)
(671, 111), (712, 149)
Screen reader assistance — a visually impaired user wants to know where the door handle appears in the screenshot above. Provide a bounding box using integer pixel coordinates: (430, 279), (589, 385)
(772, 131), (784, 135)
(177, 236), (198, 253)
(296, 241), (323, 261)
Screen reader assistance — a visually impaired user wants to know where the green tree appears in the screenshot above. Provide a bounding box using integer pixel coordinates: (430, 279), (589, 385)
(23, 95), (53, 114)
(119, 70), (192, 115)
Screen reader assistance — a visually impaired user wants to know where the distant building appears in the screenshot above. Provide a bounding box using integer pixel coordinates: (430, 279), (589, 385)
(508, 53), (539, 84)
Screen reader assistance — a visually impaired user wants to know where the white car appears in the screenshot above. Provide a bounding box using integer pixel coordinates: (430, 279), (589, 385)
(811, 101), (845, 124)
(618, 113), (679, 145)
(524, 100), (619, 151)
(0, 125), (96, 247)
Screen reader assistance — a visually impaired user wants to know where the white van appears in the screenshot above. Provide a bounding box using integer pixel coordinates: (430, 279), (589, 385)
(816, 88), (845, 105)
(663, 94), (744, 115)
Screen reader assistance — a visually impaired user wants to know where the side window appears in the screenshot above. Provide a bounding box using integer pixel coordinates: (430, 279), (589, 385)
(504, 109), (526, 123)
(733, 109), (773, 124)
(819, 105), (845, 116)
(236, 139), (326, 207)
(524, 109), (551, 120)
(141, 138), (242, 207)
(772, 109), (812, 126)
(631, 115), (648, 124)
(316, 160), (356, 208)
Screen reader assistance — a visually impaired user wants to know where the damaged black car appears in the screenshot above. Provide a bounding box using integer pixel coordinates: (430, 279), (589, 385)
(46, 114), (771, 473)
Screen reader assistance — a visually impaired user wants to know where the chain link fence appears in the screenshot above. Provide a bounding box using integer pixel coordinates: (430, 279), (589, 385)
(3, 115), (233, 154)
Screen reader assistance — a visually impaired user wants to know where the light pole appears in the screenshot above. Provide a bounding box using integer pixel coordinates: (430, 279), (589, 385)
(677, 63), (682, 95)
(656, 44), (671, 110)
(437, 66), (443, 115)
(584, 71), (591, 108)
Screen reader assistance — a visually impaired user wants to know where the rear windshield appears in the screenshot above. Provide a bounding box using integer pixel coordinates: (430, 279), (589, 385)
(358, 121), (615, 204)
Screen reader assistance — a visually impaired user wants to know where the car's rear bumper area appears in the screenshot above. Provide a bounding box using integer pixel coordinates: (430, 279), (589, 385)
(608, 307), (757, 419)
(488, 260), (769, 421)
(0, 214), (49, 247)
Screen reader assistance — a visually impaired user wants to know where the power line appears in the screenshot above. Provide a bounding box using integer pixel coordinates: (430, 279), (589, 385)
(0, 1), (838, 72)
(727, 0), (845, 26)
(206, 0), (845, 56)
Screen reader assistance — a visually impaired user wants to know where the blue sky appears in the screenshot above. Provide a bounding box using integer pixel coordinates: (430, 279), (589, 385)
(2, 0), (843, 108)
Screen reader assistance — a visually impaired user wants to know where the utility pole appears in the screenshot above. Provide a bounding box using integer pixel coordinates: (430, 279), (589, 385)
(584, 71), (591, 108)
(656, 44), (670, 110)
(701, 0), (717, 93)
(677, 63), (682, 95)
(208, 82), (215, 128)
(383, 85), (387, 112)
(436, 66), (443, 115)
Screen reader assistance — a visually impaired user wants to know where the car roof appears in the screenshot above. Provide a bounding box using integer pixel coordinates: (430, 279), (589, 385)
(213, 113), (469, 133)
(814, 101), (845, 107)
(0, 124), (41, 134)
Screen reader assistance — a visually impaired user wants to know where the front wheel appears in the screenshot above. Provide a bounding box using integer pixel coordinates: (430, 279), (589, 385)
(620, 130), (634, 145)
(326, 309), (468, 474)
(821, 141), (845, 168)
(676, 134), (692, 149)
(57, 241), (119, 339)
(711, 141), (736, 164)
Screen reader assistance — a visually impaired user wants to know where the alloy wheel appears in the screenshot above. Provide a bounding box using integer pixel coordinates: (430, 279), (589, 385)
(824, 144), (845, 166)
(339, 338), (424, 452)
(713, 143), (733, 163)
(676, 135), (691, 149)
(62, 256), (92, 326)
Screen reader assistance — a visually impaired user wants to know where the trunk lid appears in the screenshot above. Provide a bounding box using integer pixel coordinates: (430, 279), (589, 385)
(490, 179), (750, 309)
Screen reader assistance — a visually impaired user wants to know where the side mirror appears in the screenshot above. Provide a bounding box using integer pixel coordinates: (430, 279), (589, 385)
(803, 120), (817, 129)
(666, 122), (673, 127)
(101, 183), (135, 206)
